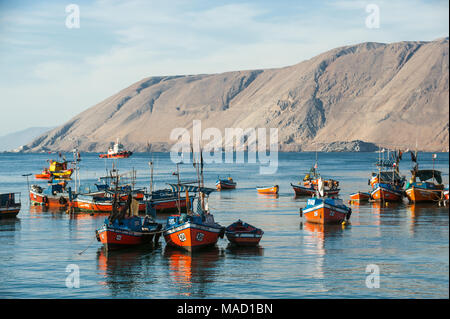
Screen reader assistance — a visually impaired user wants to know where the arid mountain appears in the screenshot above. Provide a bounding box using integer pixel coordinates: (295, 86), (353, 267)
(1, 126), (54, 152)
(21, 37), (449, 153)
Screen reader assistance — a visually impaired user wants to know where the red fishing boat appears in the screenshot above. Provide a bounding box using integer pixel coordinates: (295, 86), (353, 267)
(99, 139), (132, 159)
(29, 183), (71, 207)
(146, 189), (190, 213)
(256, 185), (279, 195)
(225, 220), (264, 246)
(349, 191), (371, 202)
(96, 191), (162, 250)
(0, 193), (21, 218)
(163, 161), (224, 251)
(216, 177), (236, 190)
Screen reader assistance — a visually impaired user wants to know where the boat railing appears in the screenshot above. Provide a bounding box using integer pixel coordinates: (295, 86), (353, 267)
(0, 192), (21, 207)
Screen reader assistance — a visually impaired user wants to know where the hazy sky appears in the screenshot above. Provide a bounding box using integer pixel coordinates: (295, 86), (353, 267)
(0, 0), (448, 136)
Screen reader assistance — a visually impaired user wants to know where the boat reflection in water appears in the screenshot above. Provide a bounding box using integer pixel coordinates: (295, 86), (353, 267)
(97, 247), (160, 296)
(29, 203), (68, 217)
(407, 203), (449, 236)
(225, 243), (264, 256)
(300, 221), (347, 286)
(164, 246), (222, 297)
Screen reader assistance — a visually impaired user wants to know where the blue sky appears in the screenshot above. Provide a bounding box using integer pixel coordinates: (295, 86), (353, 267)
(0, 0), (448, 136)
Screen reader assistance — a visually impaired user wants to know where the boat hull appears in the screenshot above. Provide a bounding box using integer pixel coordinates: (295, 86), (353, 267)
(164, 222), (222, 251)
(71, 198), (123, 212)
(216, 180), (236, 190)
(0, 205), (21, 218)
(303, 203), (349, 224)
(370, 185), (403, 202)
(225, 232), (263, 246)
(349, 192), (371, 201)
(291, 184), (339, 196)
(99, 151), (133, 159)
(151, 197), (187, 213)
(256, 186), (279, 195)
(29, 190), (69, 207)
(405, 186), (442, 203)
(96, 227), (159, 250)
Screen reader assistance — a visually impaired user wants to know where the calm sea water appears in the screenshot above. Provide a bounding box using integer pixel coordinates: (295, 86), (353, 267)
(0, 152), (448, 299)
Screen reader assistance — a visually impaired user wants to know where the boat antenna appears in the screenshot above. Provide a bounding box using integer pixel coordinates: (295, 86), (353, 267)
(22, 173), (32, 192)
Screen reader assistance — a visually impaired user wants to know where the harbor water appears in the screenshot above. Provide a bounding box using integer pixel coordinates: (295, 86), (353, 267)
(0, 152), (448, 298)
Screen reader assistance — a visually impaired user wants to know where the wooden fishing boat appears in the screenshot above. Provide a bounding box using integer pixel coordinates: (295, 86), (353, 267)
(164, 213), (224, 251)
(301, 197), (352, 225)
(96, 190), (162, 250)
(146, 189), (190, 213)
(0, 193), (21, 218)
(370, 183), (404, 202)
(291, 161), (340, 196)
(96, 215), (162, 250)
(99, 139), (132, 159)
(369, 149), (405, 202)
(29, 183), (72, 207)
(35, 168), (52, 180)
(405, 174), (444, 203)
(349, 191), (371, 201)
(256, 185), (279, 195)
(48, 160), (73, 178)
(291, 183), (339, 196)
(225, 219), (264, 246)
(405, 155), (444, 203)
(71, 194), (121, 212)
(164, 160), (225, 251)
(215, 177), (236, 190)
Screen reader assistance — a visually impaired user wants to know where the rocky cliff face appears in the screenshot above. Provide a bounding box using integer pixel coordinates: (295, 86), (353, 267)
(22, 37), (449, 153)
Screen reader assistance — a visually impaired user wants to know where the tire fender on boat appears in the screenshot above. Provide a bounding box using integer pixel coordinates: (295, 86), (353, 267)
(346, 208), (352, 220)
(59, 196), (67, 205)
(219, 227), (225, 239)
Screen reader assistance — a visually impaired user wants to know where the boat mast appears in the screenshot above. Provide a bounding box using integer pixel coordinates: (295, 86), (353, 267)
(149, 161), (154, 193)
(175, 162), (181, 215)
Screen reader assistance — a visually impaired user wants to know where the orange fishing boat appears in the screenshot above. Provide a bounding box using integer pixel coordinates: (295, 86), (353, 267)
(35, 168), (52, 180)
(369, 149), (405, 202)
(29, 183), (72, 207)
(163, 161), (224, 252)
(301, 197), (352, 224)
(405, 153), (444, 203)
(256, 185), (279, 195)
(349, 191), (371, 202)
